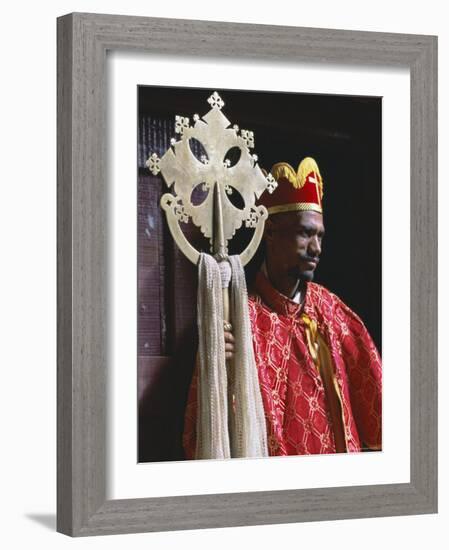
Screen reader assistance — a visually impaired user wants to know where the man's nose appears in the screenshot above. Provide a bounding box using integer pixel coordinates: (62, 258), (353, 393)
(309, 236), (321, 257)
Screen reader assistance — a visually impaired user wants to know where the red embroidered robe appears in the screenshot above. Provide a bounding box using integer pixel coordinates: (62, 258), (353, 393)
(183, 271), (382, 458)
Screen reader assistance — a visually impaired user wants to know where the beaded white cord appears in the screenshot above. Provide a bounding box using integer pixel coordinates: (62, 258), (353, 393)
(195, 253), (268, 459)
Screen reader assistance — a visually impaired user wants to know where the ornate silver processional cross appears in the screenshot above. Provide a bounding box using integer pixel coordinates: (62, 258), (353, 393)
(146, 91), (277, 265)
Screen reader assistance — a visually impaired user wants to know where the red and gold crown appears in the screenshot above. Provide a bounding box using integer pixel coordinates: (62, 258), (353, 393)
(259, 157), (324, 215)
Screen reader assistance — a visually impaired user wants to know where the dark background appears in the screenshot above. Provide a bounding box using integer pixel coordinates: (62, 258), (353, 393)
(137, 85), (382, 462)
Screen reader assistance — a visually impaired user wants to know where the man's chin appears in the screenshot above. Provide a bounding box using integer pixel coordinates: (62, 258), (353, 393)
(287, 267), (316, 282)
(300, 270), (315, 282)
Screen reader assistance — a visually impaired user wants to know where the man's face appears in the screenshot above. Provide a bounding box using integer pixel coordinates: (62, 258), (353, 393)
(265, 210), (325, 282)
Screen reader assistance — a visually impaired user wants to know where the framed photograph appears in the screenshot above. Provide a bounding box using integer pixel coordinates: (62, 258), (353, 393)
(57, 12), (437, 536)
(136, 84), (382, 464)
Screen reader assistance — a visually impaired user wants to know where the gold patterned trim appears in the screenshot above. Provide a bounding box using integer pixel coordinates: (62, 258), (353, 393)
(316, 332), (348, 452)
(297, 157), (323, 192)
(267, 203), (323, 215)
(302, 314), (348, 453)
(271, 162), (299, 188)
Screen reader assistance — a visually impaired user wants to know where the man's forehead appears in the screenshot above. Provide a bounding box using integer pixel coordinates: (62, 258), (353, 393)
(270, 210), (324, 229)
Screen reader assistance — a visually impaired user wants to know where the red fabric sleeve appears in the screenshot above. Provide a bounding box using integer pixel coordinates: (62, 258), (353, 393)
(337, 300), (382, 450)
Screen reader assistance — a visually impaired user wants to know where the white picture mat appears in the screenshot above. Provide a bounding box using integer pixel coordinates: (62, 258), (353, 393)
(107, 51), (410, 500)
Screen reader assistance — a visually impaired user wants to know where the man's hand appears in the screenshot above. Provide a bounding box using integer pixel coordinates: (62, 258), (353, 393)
(224, 322), (235, 360)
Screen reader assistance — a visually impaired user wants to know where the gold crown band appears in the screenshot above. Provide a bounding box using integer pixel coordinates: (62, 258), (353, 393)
(267, 203), (323, 215)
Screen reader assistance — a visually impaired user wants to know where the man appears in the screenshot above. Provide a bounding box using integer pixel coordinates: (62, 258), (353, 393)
(183, 157), (382, 457)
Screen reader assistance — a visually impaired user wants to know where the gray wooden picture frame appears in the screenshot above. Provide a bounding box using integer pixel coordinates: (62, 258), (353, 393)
(57, 12), (438, 537)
